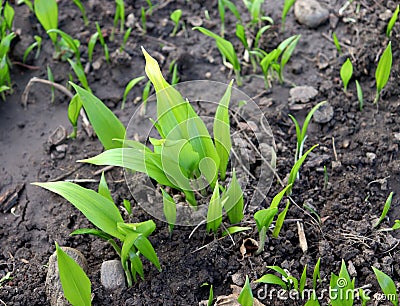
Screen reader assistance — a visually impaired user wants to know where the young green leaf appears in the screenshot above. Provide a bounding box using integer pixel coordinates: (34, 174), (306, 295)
(208, 284), (214, 306)
(98, 172), (113, 201)
(34, 0), (58, 44)
(87, 32), (98, 63)
(256, 274), (288, 290)
(374, 192), (393, 228)
(134, 235), (161, 271)
(272, 199), (290, 238)
(281, 0), (295, 32)
(207, 182), (222, 234)
(170, 9), (182, 36)
(121, 76), (145, 109)
(235, 23), (248, 49)
(372, 267), (398, 306)
(23, 36), (42, 63)
(375, 41), (392, 104)
(72, 0), (89, 26)
(221, 226), (251, 237)
(393, 220), (400, 230)
(4, 1), (15, 30)
(340, 58), (353, 92)
(55, 242), (91, 306)
(387, 5), (399, 37)
(238, 275), (253, 306)
(222, 169), (244, 224)
(67, 59), (90, 91)
(161, 188), (176, 233)
(70, 83), (126, 150)
(47, 29), (80, 62)
(330, 260), (354, 306)
(359, 288), (371, 306)
(214, 80), (233, 180)
(67, 94), (82, 139)
(254, 207), (278, 232)
(312, 258), (321, 290)
(33, 181), (125, 240)
(299, 264), (307, 293)
(332, 32), (341, 54)
(355, 80), (363, 111)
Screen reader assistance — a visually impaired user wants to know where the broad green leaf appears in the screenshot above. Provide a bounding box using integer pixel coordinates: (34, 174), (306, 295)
(121, 231), (139, 272)
(287, 144), (319, 194)
(55, 242), (91, 306)
(71, 83), (126, 150)
(372, 267), (398, 306)
(221, 226), (251, 237)
(117, 220), (156, 238)
(282, 0), (295, 31)
(70, 228), (113, 241)
(4, 2), (15, 31)
(207, 182), (222, 234)
(134, 235), (161, 271)
(272, 199), (290, 238)
(161, 188), (176, 233)
(255, 274), (288, 290)
(47, 29), (79, 61)
(98, 172), (113, 201)
(214, 80), (233, 180)
(280, 35), (300, 72)
(393, 220), (400, 230)
(33, 182), (124, 240)
(375, 41), (392, 103)
(254, 207), (278, 232)
(130, 251), (144, 281)
(330, 260), (354, 306)
(387, 5), (399, 37)
(80, 148), (175, 188)
(35, 0), (58, 44)
(340, 58), (353, 92)
(222, 169), (244, 224)
(0, 32), (16, 58)
(374, 192), (393, 228)
(238, 276), (253, 306)
(67, 59), (90, 91)
(266, 266), (289, 278)
(193, 27), (240, 72)
(235, 24), (248, 48)
(170, 9), (182, 25)
(121, 76), (145, 109)
(123, 199), (132, 215)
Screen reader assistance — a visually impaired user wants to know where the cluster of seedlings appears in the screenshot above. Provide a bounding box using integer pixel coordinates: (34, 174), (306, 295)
(0, 0), (399, 305)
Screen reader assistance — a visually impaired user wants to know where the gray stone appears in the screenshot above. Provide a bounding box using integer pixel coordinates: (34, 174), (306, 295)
(289, 86), (318, 103)
(294, 0), (329, 28)
(313, 102), (334, 123)
(101, 260), (126, 290)
(45, 247), (87, 306)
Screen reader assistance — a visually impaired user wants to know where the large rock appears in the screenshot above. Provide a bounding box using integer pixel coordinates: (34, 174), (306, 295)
(45, 247), (88, 306)
(294, 0), (329, 28)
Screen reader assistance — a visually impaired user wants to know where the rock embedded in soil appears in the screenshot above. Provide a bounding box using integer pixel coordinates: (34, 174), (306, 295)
(100, 260), (126, 290)
(313, 102), (334, 123)
(289, 86), (318, 103)
(45, 247), (88, 306)
(294, 0), (330, 28)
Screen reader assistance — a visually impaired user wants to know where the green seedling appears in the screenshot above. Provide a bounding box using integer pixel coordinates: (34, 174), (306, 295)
(387, 5), (399, 37)
(281, 0), (295, 32)
(161, 188), (176, 233)
(121, 76), (145, 109)
(141, 7), (147, 33)
(0, 271), (12, 288)
(34, 0), (58, 47)
(170, 9), (182, 37)
(374, 41), (392, 104)
(374, 192), (393, 228)
(87, 32), (98, 63)
(95, 22), (110, 63)
(47, 29), (81, 62)
(238, 276), (253, 306)
(289, 101), (326, 163)
(123, 199), (132, 215)
(17, 0), (33, 12)
(47, 65), (55, 103)
(332, 32), (341, 54)
(0, 32), (16, 100)
(169, 60), (180, 85)
(372, 267), (398, 306)
(392, 220), (400, 230)
(340, 58), (353, 92)
(111, 0), (125, 41)
(323, 165), (328, 191)
(355, 80), (363, 111)
(330, 260), (355, 306)
(33, 180), (161, 287)
(75, 49), (245, 233)
(221, 226), (251, 237)
(55, 242), (91, 306)
(218, 0), (241, 37)
(2, 2), (14, 32)
(193, 27), (241, 85)
(72, 0), (89, 26)
(254, 185), (291, 255)
(243, 0), (265, 24)
(23, 35), (42, 63)
(120, 27), (132, 52)
(358, 288), (371, 306)
(145, 0), (154, 15)
(259, 35), (300, 87)
(67, 58), (90, 92)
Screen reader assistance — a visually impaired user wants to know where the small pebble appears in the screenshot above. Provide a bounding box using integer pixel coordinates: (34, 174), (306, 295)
(313, 102), (334, 123)
(101, 260), (126, 290)
(289, 86), (318, 103)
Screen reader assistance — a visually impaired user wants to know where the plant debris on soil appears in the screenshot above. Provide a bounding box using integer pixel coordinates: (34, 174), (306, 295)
(0, 0), (399, 305)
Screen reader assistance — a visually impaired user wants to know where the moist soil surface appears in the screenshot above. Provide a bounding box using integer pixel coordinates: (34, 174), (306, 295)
(1, 0), (399, 305)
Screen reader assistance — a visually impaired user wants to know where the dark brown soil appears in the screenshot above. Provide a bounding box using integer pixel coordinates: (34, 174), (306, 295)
(0, 0), (399, 305)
